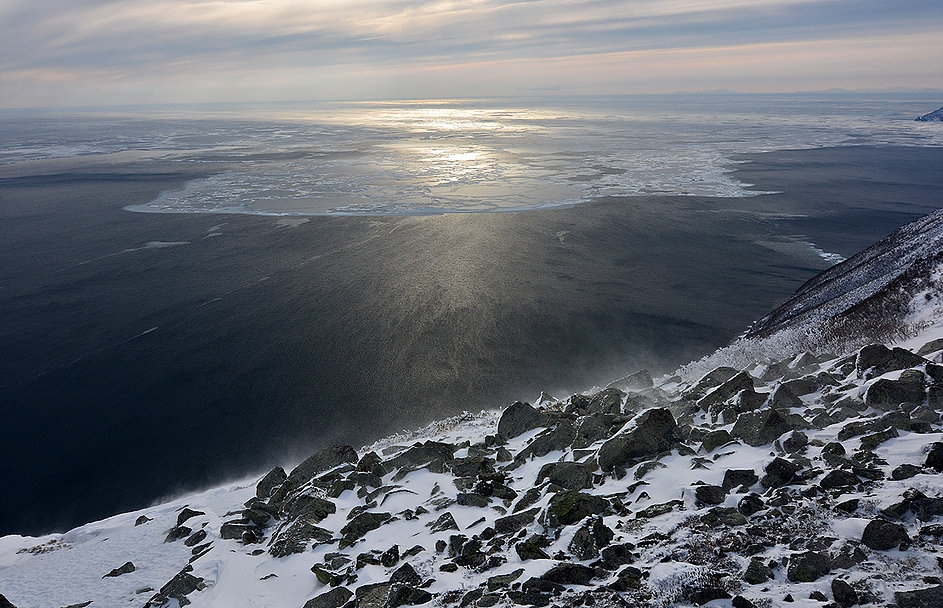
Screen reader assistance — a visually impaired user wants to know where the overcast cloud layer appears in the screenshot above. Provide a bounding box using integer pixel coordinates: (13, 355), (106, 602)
(1, 0), (942, 107)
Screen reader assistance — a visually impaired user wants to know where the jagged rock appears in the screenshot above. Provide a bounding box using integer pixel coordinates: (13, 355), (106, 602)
(357, 452), (388, 477)
(892, 464), (923, 480)
(568, 516), (614, 560)
(494, 507), (539, 534)
(287, 445), (359, 487)
(831, 579), (858, 608)
(701, 429), (734, 453)
(536, 461), (592, 491)
(134, 515), (151, 526)
(572, 413), (612, 449)
(165, 525), (192, 543)
(694, 485), (727, 505)
(386, 442), (455, 474)
(761, 458), (801, 489)
(782, 431), (808, 453)
(682, 367), (739, 401)
(184, 529), (207, 547)
(340, 512), (392, 546)
(743, 557), (773, 584)
(456, 493), (490, 508)
(303, 587), (354, 608)
(926, 442), (943, 471)
(539, 563), (595, 585)
(450, 455), (495, 479)
(598, 544), (635, 570)
(0, 596), (16, 608)
(738, 494), (766, 516)
(597, 408), (682, 471)
(635, 500), (683, 519)
(732, 596), (757, 608)
(857, 344), (927, 379)
(515, 534), (551, 560)
(355, 582), (392, 608)
(176, 508), (205, 527)
(497, 401), (550, 439)
(770, 384), (805, 409)
(546, 491), (609, 527)
(732, 408), (808, 447)
(487, 569), (525, 591)
(723, 469), (759, 492)
(866, 376), (926, 410)
(820, 469), (859, 490)
(702, 507), (747, 527)
(860, 426), (899, 450)
(782, 377), (819, 397)
(282, 494), (336, 523)
(787, 551), (831, 582)
(256, 466), (287, 499)
(102, 561), (135, 578)
(514, 422), (577, 461)
(918, 338), (943, 356)
(861, 519), (910, 550)
(269, 521), (333, 557)
(145, 566), (206, 607)
(586, 388), (626, 414)
(895, 585), (943, 608)
(610, 566), (644, 591)
(697, 372), (755, 412)
(428, 512), (459, 533)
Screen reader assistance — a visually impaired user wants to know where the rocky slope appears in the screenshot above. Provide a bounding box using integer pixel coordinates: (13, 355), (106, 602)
(4, 211), (943, 608)
(915, 107), (943, 122)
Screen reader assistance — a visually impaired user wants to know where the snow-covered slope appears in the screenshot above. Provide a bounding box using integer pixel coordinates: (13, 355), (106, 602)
(4, 210), (943, 608)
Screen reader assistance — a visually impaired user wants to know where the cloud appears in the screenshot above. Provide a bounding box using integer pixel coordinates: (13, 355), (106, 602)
(1, 0), (941, 106)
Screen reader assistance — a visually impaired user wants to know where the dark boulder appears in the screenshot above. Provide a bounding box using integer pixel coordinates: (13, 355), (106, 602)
(926, 442), (943, 471)
(269, 521), (333, 557)
(573, 414), (613, 449)
(820, 469), (859, 490)
(743, 558), (773, 584)
(546, 491), (609, 527)
(144, 566), (206, 608)
(340, 512), (392, 546)
(682, 367), (739, 401)
(0, 596), (16, 608)
(514, 422), (577, 461)
(287, 445), (359, 487)
(428, 512), (459, 533)
(497, 401), (550, 439)
(386, 441), (455, 474)
(495, 508), (540, 535)
(256, 467), (287, 499)
(102, 561), (135, 578)
(737, 494), (765, 516)
(701, 430), (734, 453)
(597, 409), (682, 471)
(761, 458), (801, 489)
(723, 469), (759, 492)
(303, 587), (354, 608)
(831, 579), (858, 608)
(694, 485), (727, 505)
(861, 519), (909, 550)
(732, 408), (809, 447)
(697, 372), (755, 412)
(568, 516), (614, 560)
(689, 588), (731, 605)
(866, 377), (926, 410)
(786, 551), (831, 582)
(536, 461), (592, 491)
(856, 344), (926, 379)
(610, 566), (644, 591)
(586, 388), (626, 415)
(608, 369), (654, 391)
(539, 563), (596, 586)
(515, 534), (551, 560)
(895, 585), (943, 608)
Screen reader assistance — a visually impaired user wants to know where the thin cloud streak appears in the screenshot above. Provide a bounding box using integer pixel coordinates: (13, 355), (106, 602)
(0, 0), (941, 106)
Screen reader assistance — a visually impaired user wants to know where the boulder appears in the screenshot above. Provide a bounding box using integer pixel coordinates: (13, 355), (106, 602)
(256, 467), (287, 499)
(694, 485), (727, 505)
(743, 558), (773, 584)
(546, 491), (609, 527)
(573, 414), (613, 449)
(536, 461), (592, 491)
(340, 512), (392, 546)
(539, 563), (596, 586)
(856, 344), (927, 379)
(926, 442), (943, 471)
(608, 369), (654, 392)
(723, 469), (759, 492)
(682, 367), (739, 401)
(701, 430), (734, 453)
(761, 458), (801, 489)
(732, 409), (808, 447)
(697, 372), (755, 412)
(514, 422), (577, 461)
(895, 585), (943, 608)
(610, 566), (644, 591)
(269, 521), (333, 557)
(567, 516), (614, 560)
(385, 441), (455, 474)
(737, 494), (765, 516)
(861, 519), (909, 550)
(586, 388), (626, 415)
(303, 587), (354, 608)
(494, 508), (540, 535)
(497, 401), (550, 439)
(597, 408), (682, 471)
(102, 561), (135, 578)
(287, 445), (359, 487)
(820, 469), (859, 490)
(786, 551), (831, 582)
(866, 376), (926, 410)
(831, 579), (858, 608)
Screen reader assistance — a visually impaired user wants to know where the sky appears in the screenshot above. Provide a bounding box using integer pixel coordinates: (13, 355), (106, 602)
(1, 0), (942, 108)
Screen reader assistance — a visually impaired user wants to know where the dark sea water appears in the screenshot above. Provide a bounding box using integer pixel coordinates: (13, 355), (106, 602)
(1, 95), (942, 535)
